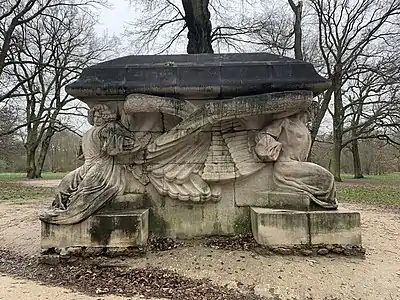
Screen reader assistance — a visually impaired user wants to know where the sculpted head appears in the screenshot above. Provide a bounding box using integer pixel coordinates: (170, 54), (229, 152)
(88, 104), (117, 126)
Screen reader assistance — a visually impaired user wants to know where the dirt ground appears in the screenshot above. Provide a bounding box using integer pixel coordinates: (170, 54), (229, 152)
(14, 179), (61, 188)
(0, 180), (400, 299)
(0, 275), (147, 300)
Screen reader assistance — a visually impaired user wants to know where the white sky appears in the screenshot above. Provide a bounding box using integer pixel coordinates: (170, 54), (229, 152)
(95, 0), (133, 36)
(92, 0), (332, 133)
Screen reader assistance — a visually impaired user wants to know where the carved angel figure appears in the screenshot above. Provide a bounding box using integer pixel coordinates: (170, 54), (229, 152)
(40, 104), (141, 224)
(255, 104), (338, 209)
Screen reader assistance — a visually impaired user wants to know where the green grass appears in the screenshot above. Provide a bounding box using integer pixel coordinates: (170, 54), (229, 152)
(337, 173), (400, 206)
(337, 185), (400, 205)
(0, 172), (66, 181)
(0, 172), (63, 201)
(0, 182), (54, 201)
(341, 172), (400, 180)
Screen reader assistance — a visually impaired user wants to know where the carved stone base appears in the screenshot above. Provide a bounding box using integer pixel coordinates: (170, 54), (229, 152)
(251, 207), (362, 247)
(239, 191), (310, 210)
(146, 183), (251, 238)
(41, 209), (149, 249)
(309, 210), (362, 245)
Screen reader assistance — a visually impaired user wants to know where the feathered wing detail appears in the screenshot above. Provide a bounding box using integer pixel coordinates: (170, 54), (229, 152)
(146, 130), (220, 202)
(221, 119), (264, 177)
(202, 119), (264, 182)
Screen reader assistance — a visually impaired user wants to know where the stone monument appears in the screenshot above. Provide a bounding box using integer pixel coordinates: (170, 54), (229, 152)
(40, 53), (362, 256)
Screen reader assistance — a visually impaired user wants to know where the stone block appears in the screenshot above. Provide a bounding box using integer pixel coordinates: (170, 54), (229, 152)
(41, 209), (149, 249)
(251, 207), (309, 245)
(101, 194), (145, 212)
(309, 209), (362, 245)
(239, 191), (311, 210)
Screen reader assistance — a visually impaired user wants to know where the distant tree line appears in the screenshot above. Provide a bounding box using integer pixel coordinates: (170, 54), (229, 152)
(126, 0), (400, 180)
(0, 0), (117, 178)
(1, 0), (399, 180)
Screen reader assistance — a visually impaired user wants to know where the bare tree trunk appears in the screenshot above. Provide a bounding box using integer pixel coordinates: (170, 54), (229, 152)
(332, 141), (342, 181)
(35, 129), (55, 178)
(288, 0), (303, 60)
(25, 146), (37, 179)
(24, 127), (39, 178)
(182, 0), (214, 54)
(309, 87), (333, 155)
(332, 64), (343, 182)
(351, 138), (364, 179)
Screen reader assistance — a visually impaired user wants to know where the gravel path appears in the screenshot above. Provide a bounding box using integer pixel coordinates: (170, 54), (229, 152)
(0, 275), (137, 300)
(0, 198), (399, 299)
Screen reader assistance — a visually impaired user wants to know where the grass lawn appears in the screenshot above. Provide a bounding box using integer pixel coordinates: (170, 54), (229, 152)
(341, 172), (400, 181)
(0, 172), (63, 201)
(0, 172), (66, 181)
(0, 181), (54, 201)
(337, 172), (400, 206)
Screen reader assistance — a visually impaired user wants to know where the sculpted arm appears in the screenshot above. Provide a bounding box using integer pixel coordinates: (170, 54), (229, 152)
(100, 123), (141, 156)
(255, 118), (285, 162)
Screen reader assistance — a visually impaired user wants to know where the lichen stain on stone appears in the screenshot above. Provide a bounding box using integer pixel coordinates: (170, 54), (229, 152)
(212, 222), (222, 235)
(89, 216), (140, 246)
(142, 192), (153, 209)
(149, 210), (168, 236)
(89, 217), (113, 246)
(42, 222), (54, 238)
(233, 208), (252, 235)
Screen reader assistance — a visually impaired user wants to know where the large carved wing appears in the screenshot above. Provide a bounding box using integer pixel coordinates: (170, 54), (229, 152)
(146, 130), (219, 202)
(202, 119), (264, 182)
(124, 91), (313, 202)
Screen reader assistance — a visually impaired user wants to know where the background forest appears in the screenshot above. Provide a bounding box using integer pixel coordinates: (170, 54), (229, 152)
(0, 0), (399, 179)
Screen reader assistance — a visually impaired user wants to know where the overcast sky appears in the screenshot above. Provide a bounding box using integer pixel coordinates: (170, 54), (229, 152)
(95, 0), (133, 36)
(78, 0), (333, 133)
(93, 0), (272, 55)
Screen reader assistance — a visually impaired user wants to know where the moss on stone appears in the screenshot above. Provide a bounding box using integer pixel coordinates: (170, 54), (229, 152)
(149, 210), (168, 236)
(233, 209), (252, 235)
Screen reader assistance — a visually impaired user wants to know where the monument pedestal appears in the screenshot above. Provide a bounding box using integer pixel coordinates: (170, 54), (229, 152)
(41, 208), (149, 250)
(39, 53), (365, 258)
(251, 207), (362, 247)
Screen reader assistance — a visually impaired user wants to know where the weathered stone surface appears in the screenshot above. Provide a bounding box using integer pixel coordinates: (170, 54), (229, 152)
(251, 207), (363, 249)
(251, 207), (309, 246)
(41, 209), (149, 249)
(147, 182), (248, 238)
(309, 209), (362, 246)
(260, 244), (365, 257)
(102, 194), (146, 212)
(40, 52), (344, 246)
(39, 254), (60, 265)
(66, 53), (330, 101)
(317, 248), (329, 255)
(254, 110), (338, 210)
(238, 191), (311, 210)
(301, 249), (313, 256)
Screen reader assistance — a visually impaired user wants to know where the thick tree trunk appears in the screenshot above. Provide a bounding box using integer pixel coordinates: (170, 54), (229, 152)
(288, 0), (303, 60)
(332, 141), (342, 181)
(332, 64), (343, 182)
(24, 127), (40, 179)
(35, 129), (54, 178)
(182, 0), (214, 54)
(351, 138), (364, 179)
(308, 87), (333, 161)
(26, 147), (38, 179)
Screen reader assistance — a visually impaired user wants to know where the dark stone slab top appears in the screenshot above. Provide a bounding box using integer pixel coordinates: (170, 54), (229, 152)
(66, 53), (330, 101)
